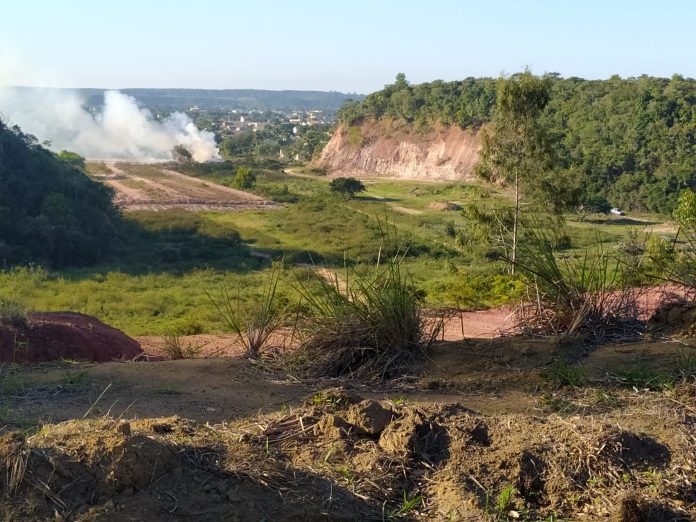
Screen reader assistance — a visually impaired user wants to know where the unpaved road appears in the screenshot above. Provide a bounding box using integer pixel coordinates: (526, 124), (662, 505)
(95, 162), (277, 211)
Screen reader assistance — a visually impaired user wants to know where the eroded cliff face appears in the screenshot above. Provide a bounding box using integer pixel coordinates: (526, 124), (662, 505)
(317, 119), (481, 180)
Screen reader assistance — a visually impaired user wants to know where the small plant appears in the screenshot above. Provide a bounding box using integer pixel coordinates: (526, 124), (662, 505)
(0, 298), (28, 328)
(208, 265), (286, 358)
(389, 491), (424, 518)
(546, 360), (586, 388)
(492, 484), (516, 518)
(160, 333), (204, 360)
(61, 370), (87, 391)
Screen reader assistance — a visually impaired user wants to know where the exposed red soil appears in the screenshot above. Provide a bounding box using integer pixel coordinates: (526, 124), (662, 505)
(0, 312), (142, 363)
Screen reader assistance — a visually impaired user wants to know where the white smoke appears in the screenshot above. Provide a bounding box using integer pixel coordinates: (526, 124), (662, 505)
(0, 87), (220, 162)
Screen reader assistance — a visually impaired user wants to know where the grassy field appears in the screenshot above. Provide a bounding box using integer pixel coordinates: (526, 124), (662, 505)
(0, 163), (673, 336)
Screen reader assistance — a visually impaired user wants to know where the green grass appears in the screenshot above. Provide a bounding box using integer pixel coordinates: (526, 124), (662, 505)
(0, 163), (673, 337)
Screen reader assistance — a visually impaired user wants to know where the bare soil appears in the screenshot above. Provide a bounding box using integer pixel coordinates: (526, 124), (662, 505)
(1, 330), (696, 520)
(94, 163), (277, 212)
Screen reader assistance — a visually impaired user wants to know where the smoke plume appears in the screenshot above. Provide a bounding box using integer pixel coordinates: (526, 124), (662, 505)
(0, 87), (220, 162)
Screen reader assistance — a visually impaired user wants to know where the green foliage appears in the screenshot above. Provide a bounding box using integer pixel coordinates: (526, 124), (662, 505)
(233, 167), (256, 189)
(0, 298), (27, 328)
(208, 264), (286, 357)
(341, 73), (696, 214)
(546, 360), (587, 388)
(329, 177), (366, 198)
(577, 195), (612, 221)
(0, 120), (120, 268)
(293, 256), (440, 380)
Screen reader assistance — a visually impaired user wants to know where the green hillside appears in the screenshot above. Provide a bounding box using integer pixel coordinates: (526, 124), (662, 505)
(0, 121), (120, 268)
(340, 74), (696, 213)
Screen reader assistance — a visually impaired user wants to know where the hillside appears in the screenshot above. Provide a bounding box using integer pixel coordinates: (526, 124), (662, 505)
(76, 87), (364, 112)
(0, 121), (120, 268)
(318, 119), (481, 180)
(325, 74), (696, 213)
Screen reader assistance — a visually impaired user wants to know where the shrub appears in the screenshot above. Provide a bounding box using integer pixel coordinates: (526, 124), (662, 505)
(329, 177), (366, 199)
(160, 333), (204, 360)
(292, 256), (442, 380)
(0, 298), (27, 328)
(233, 167), (256, 190)
(207, 265), (286, 358)
(514, 230), (645, 343)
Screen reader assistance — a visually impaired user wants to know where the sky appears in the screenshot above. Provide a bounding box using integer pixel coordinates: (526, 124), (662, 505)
(1, 0), (694, 93)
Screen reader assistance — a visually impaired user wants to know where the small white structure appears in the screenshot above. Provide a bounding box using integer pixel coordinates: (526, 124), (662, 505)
(610, 208), (625, 216)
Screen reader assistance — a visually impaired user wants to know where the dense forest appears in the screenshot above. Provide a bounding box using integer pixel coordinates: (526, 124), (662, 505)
(339, 74), (696, 213)
(0, 120), (120, 268)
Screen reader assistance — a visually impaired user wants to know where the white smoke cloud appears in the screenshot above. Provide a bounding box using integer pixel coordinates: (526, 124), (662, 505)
(0, 87), (220, 162)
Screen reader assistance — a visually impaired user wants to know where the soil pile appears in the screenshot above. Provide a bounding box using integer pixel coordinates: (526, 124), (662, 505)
(317, 119), (481, 180)
(3, 386), (692, 520)
(0, 312), (142, 363)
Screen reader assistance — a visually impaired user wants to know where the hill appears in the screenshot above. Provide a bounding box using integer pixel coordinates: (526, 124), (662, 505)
(329, 74), (696, 213)
(75, 87), (364, 112)
(0, 121), (120, 267)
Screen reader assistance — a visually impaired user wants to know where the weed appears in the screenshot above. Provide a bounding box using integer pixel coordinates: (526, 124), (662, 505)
(60, 370), (87, 391)
(160, 333), (204, 360)
(208, 264), (286, 358)
(0, 298), (27, 328)
(615, 367), (673, 390)
(546, 360), (586, 388)
(389, 491), (423, 519)
(514, 229), (645, 343)
(293, 254), (442, 380)
(0, 372), (26, 396)
(154, 384), (180, 395)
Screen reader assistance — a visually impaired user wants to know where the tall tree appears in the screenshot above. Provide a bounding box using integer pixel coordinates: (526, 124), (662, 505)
(475, 72), (558, 272)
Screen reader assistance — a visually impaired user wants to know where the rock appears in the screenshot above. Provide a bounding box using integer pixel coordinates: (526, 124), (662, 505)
(346, 400), (393, 435)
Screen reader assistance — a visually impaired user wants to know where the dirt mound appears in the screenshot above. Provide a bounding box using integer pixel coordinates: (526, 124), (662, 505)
(648, 300), (696, 336)
(427, 201), (461, 211)
(0, 312), (142, 362)
(1, 390), (694, 521)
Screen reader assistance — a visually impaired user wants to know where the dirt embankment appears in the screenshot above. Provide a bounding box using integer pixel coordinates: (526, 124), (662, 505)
(317, 119), (481, 180)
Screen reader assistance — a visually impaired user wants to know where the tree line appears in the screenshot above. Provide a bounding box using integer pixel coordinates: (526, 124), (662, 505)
(339, 73), (696, 214)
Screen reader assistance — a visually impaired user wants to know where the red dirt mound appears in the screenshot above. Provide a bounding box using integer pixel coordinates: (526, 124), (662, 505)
(0, 312), (142, 363)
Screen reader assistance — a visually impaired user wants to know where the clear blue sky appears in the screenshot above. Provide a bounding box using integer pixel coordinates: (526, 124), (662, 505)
(1, 0), (694, 93)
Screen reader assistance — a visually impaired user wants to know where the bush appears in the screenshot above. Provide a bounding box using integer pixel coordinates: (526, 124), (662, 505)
(514, 230), (645, 343)
(329, 177), (366, 199)
(0, 298), (27, 328)
(233, 167), (256, 190)
(207, 265), (286, 357)
(292, 257), (442, 380)
(160, 333), (203, 360)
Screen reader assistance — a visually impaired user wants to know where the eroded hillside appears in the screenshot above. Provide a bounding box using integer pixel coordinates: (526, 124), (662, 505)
(317, 119), (481, 180)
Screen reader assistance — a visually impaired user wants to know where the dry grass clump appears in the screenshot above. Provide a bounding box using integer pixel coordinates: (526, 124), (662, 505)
(159, 333), (205, 359)
(0, 298), (28, 329)
(514, 232), (646, 343)
(291, 257), (442, 380)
